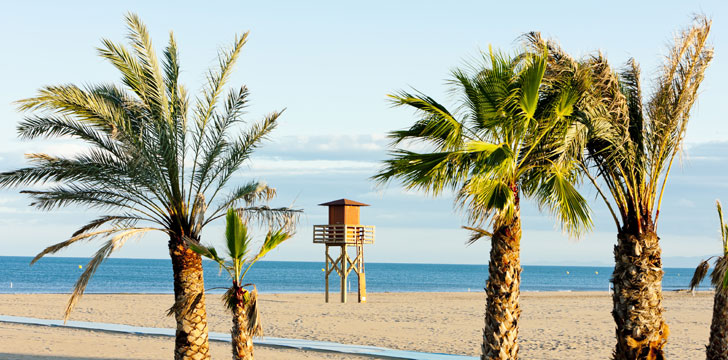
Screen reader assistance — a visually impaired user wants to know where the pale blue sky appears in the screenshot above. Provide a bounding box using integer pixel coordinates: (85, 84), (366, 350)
(0, 0), (727, 265)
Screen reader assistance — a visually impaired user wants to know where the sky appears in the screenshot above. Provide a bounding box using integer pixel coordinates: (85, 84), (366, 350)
(0, 0), (727, 266)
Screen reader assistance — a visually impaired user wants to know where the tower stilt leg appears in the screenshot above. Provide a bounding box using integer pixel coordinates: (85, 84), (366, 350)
(325, 245), (330, 303)
(358, 242), (366, 303)
(341, 245), (348, 303)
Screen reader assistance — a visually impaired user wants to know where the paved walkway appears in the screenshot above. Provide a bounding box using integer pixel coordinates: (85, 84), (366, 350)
(0, 315), (477, 360)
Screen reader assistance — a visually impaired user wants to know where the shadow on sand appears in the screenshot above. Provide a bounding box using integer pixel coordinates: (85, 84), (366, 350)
(0, 354), (124, 360)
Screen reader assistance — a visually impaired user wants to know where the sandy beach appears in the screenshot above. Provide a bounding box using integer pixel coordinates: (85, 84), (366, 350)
(0, 291), (714, 359)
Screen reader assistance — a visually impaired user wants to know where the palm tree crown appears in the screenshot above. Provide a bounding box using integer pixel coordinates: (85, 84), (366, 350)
(190, 208), (293, 312)
(374, 47), (592, 235)
(528, 16), (713, 233)
(0, 13), (298, 319)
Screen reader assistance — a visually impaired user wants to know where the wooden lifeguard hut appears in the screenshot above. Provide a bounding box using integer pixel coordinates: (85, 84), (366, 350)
(313, 199), (375, 303)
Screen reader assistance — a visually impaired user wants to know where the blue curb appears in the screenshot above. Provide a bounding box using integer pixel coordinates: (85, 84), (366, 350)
(0, 315), (477, 360)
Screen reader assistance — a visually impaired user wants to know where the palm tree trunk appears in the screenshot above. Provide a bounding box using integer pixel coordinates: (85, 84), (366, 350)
(482, 211), (522, 360)
(231, 287), (255, 360)
(169, 237), (210, 360)
(706, 286), (728, 359)
(611, 228), (668, 360)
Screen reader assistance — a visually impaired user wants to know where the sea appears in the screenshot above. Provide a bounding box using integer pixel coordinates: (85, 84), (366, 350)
(0, 256), (712, 294)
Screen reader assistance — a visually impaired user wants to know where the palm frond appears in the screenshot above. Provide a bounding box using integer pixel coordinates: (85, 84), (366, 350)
(244, 286), (263, 337)
(254, 229), (292, 262)
(462, 225), (493, 245)
(188, 32), (249, 203)
(718, 200), (728, 253)
(209, 181), (276, 221)
(124, 12), (168, 119)
(690, 259), (710, 291)
(206, 111), (281, 200)
(373, 150), (471, 196)
(225, 208), (250, 260)
(387, 91), (465, 150)
(231, 205), (301, 230)
(712, 256), (728, 296)
(63, 227), (155, 321)
(30, 227), (141, 265)
(531, 162), (593, 237)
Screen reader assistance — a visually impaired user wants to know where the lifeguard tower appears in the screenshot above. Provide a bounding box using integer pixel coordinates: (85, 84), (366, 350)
(313, 199), (374, 303)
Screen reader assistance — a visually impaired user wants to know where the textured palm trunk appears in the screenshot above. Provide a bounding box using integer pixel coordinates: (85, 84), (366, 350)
(231, 286), (255, 360)
(482, 210), (521, 360)
(611, 228), (668, 360)
(706, 286), (728, 359)
(169, 237), (210, 360)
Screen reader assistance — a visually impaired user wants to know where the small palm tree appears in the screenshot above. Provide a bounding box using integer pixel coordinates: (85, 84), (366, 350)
(523, 16), (713, 359)
(189, 208), (292, 360)
(690, 200), (728, 360)
(0, 14), (298, 359)
(374, 46), (592, 360)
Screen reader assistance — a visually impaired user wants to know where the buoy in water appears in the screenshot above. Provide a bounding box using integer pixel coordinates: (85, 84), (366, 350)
(566, 271), (570, 275)
(79, 265), (83, 269)
(595, 271), (598, 275)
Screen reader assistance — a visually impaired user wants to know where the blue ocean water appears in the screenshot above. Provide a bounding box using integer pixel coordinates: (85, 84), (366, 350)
(0, 256), (712, 294)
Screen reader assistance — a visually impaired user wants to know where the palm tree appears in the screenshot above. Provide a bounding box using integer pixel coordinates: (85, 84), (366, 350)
(0, 14), (298, 360)
(189, 208), (292, 360)
(525, 16), (713, 359)
(690, 200), (728, 360)
(374, 46), (592, 360)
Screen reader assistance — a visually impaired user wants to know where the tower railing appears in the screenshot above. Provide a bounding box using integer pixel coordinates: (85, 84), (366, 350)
(313, 224), (375, 245)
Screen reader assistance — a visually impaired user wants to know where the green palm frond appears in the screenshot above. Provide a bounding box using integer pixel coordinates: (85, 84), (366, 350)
(718, 200), (728, 253)
(225, 208), (250, 260)
(254, 229), (292, 262)
(387, 91), (465, 150)
(531, 162), (593, 237)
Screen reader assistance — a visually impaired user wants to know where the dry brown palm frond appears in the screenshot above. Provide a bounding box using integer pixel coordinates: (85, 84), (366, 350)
(243, 183), (276, 205)
(690, 259), (710, 292)
(166, 291), (204, 318)
(712, 256), (728, 296)
(245, 286), (262, 337)
(189, 192), (206, 237)
(462, 226), (493, 246)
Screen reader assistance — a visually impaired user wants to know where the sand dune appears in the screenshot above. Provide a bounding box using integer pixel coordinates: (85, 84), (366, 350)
(0, 291), (714, 359)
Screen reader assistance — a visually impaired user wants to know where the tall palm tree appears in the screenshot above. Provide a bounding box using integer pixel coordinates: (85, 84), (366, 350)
(0, 14), (298, 360)
(525, 15), (713, 359)
(374, 47), (592, 360)
(189, 208), (292, 360)
(690, 200), (728, 360)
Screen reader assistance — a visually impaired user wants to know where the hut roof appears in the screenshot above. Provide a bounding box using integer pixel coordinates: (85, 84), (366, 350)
(318, 198), (370, 207)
